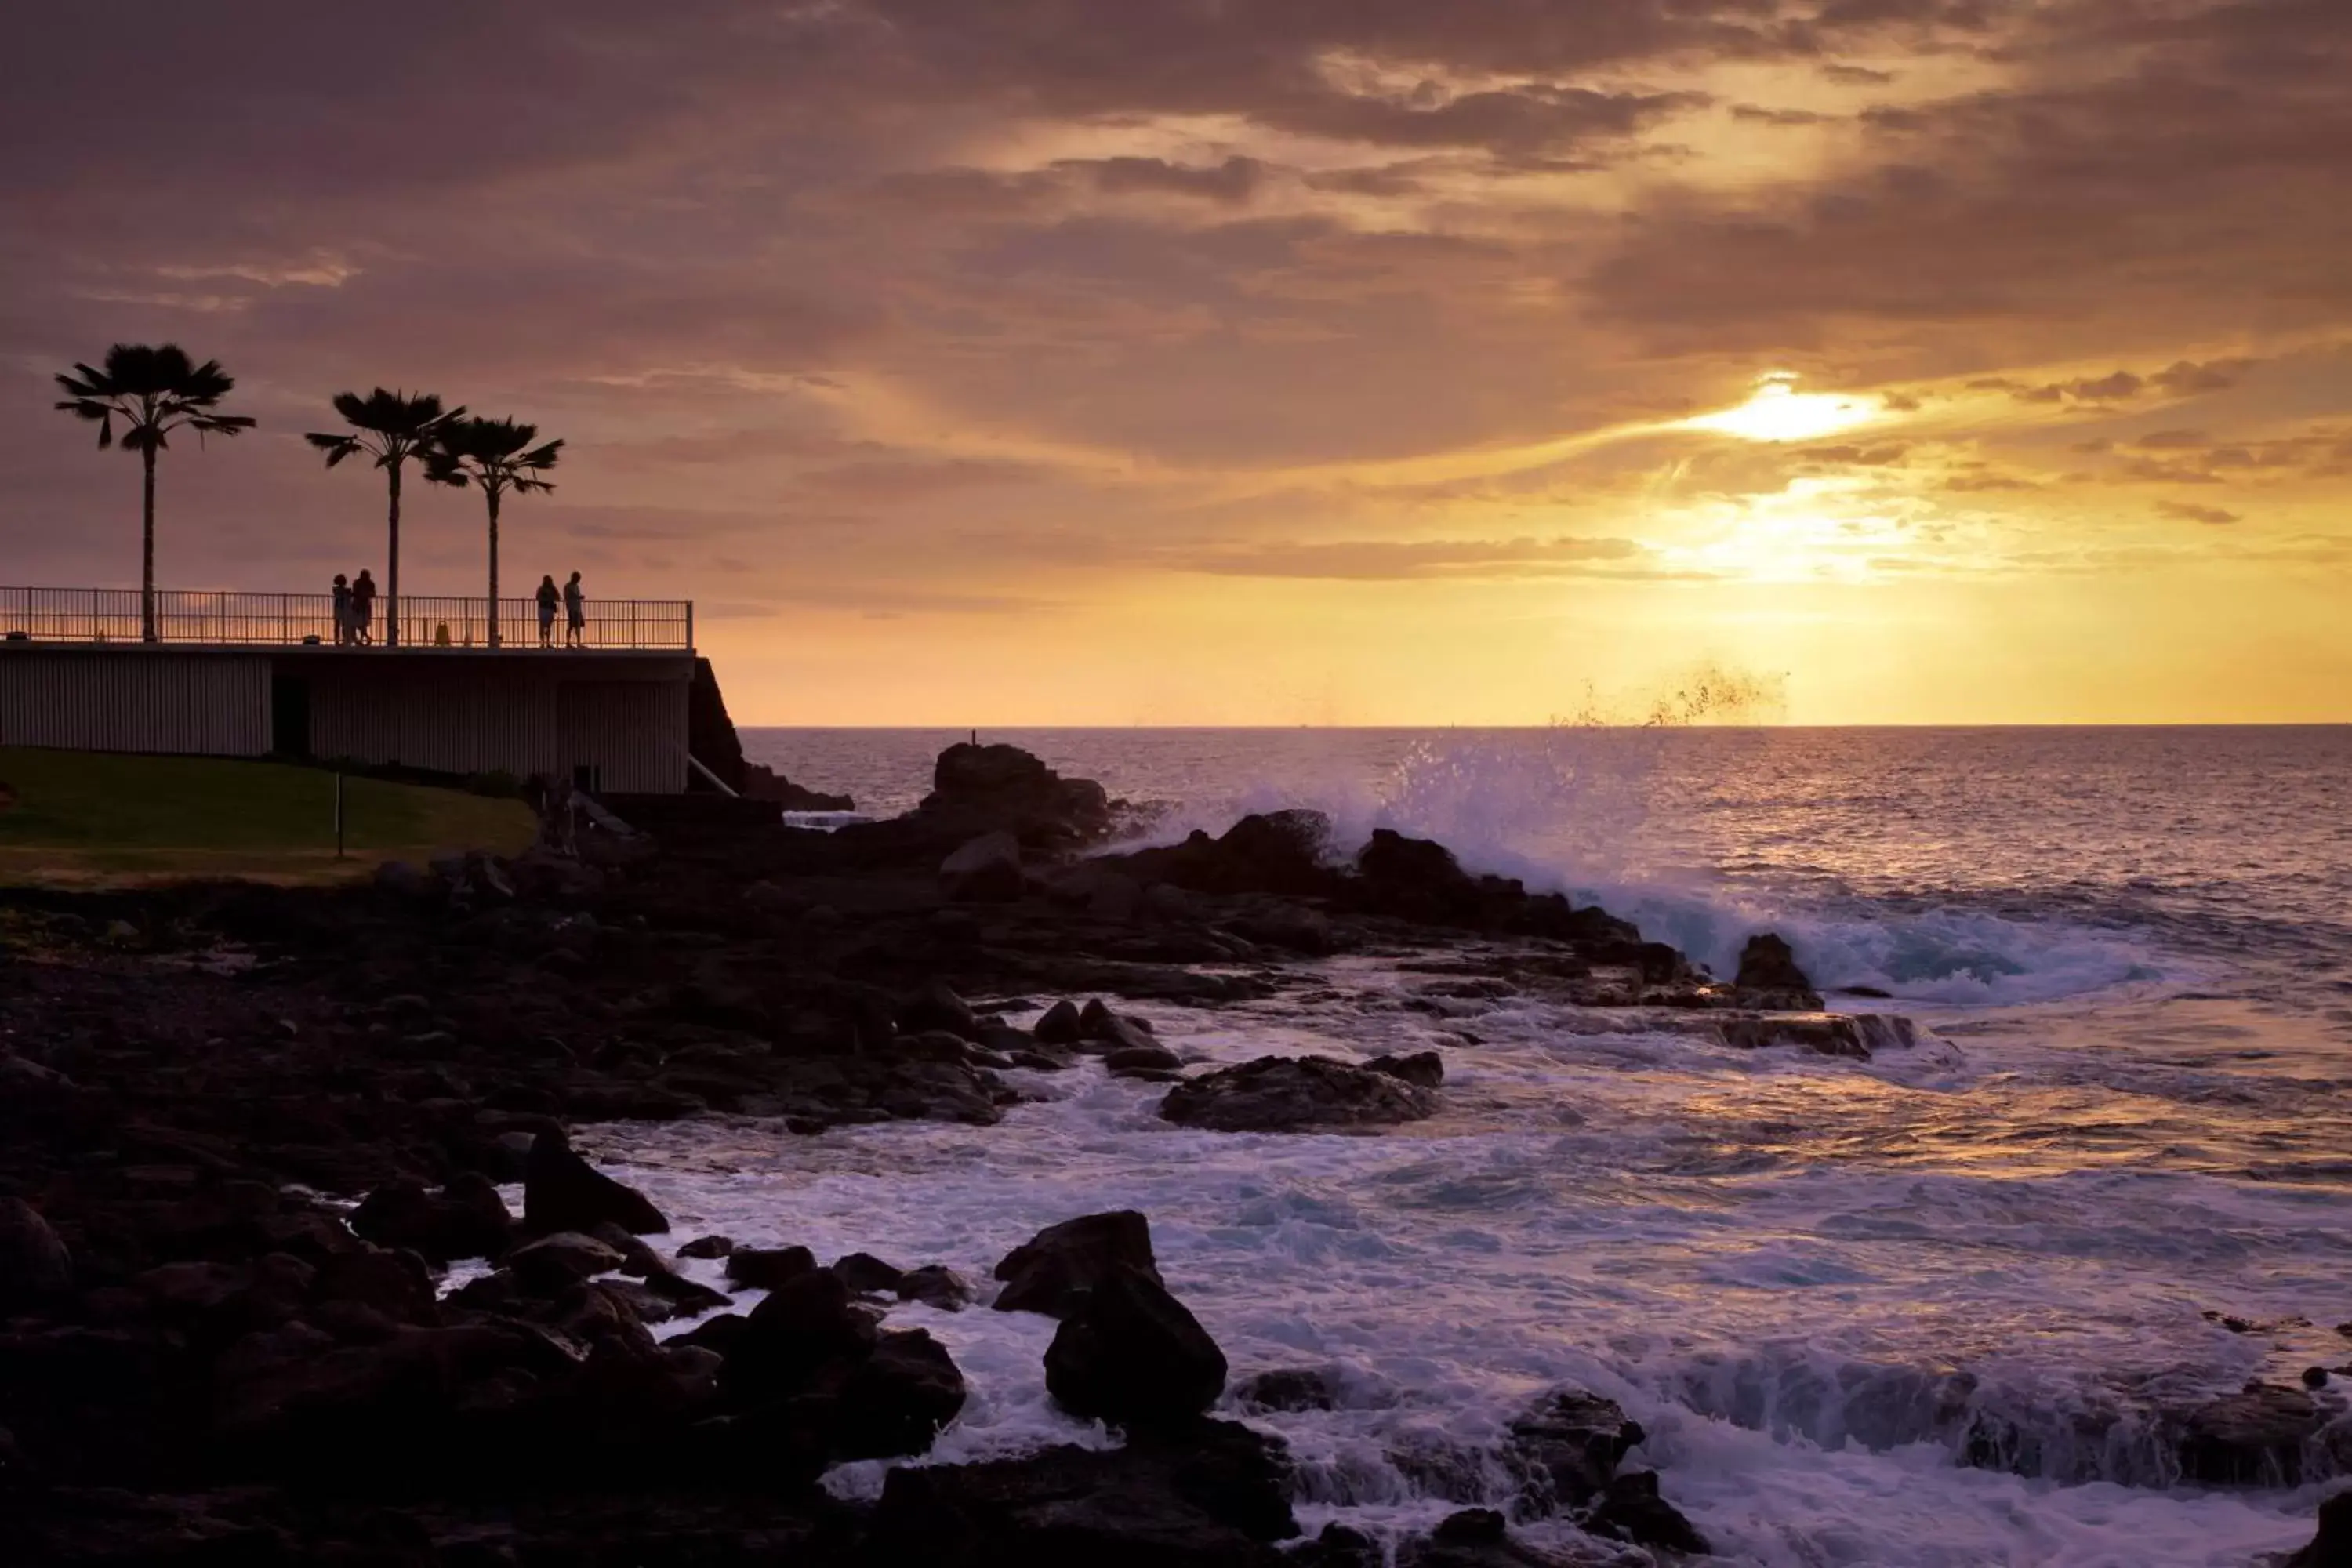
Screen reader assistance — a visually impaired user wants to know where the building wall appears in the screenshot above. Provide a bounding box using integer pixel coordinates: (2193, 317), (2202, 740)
(0, 648), (271, 754)
(298, 654), (690, 793)
(0, 647), (692, 793)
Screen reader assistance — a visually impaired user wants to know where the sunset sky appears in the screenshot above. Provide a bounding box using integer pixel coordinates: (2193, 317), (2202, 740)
(3, 2), (2347, 724)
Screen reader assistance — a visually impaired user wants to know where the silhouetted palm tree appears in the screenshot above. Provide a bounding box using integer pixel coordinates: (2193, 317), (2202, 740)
(305, 389), (463, 646)
(426, 416), (562, 648)
(53, 343), (256, 641)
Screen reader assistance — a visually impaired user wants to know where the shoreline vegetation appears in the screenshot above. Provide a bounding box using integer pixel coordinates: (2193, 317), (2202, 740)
(0, 748), (535, 887)
(0, 741), (2336, 1565)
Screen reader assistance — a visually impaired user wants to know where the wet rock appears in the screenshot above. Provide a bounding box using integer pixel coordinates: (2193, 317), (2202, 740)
(993, 1210), (1164, 1319)
(902, 979), (982, 1040)
(1078, 997), (1157, 1052)
(833, 1250), (906, 1296)
(1736, 931), (1822, 1007)
(676, 1234), (735, 1260)
(922, 742), (1116, 848)
(941, 831), (1025, 902)
(1236, 1367), (1338, 1413)
(1229, 905), (1339, 956)
(311, 1243), (441, 1327)
(725, 1244), (818, 1291)
(1715, 1011), (1915, 1060)
(1112, 809), (1337, 898)
(720, 1267), (880, 1406)
(0, 1197), (72, 1312)
(348, 1173), (514, 1264)
(1507, 1389), (1646, 1510)
(897, 1265), (977, 1312)
(1044, 1262), (1228, 1428)
(522, 1126), (669, 1236)
(1356, 829), (1486, 924)
(2176, 1383), (2325, 1484)
(1033, 999), (1084, 1045)
(1160, 1054), (1438, 1133)
(509, 1232), (629, 1292)
(1368, 1050), (1445, 1089)
(1588, 1470), (1711, 1555)
(1105, 1043), (1185, 1076)
(741, 761), (854, 811)
(1396, 1508), (1604, 1568)
(833, 1328), (969, 1459)
(2288, 1489), (2352, 1568)
(868, 1416), (1296, 1565)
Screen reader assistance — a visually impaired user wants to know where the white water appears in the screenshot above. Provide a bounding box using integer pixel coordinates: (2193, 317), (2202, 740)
(641, 725), (2352, 1563)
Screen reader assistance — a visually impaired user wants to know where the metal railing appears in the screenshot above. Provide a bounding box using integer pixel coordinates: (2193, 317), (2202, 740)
(0, 587), (694, 651)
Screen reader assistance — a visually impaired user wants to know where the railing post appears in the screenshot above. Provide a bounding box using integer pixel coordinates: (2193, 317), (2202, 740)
(686, 601), (695, 652)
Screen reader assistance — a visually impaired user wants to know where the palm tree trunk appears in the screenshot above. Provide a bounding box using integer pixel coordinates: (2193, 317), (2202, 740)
(486, 488), (502, 648)
(385, 462), (401, 648)
(140, 445), (158, 643)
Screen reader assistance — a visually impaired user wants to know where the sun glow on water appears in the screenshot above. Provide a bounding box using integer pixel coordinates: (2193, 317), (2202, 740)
(1687, 373), (1879, 443)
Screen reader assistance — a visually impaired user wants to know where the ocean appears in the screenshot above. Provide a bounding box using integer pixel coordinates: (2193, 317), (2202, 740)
(589, 727), (2352, 1565)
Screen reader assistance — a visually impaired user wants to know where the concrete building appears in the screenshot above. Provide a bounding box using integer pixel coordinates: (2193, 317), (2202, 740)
(0, 587), (710, 793)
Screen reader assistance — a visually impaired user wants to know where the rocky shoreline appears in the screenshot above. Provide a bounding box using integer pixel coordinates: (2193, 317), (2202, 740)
(0, 743), (2338, 1566)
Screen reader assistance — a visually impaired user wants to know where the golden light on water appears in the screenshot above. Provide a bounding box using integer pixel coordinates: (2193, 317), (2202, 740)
(1686, 375), (1879, 443)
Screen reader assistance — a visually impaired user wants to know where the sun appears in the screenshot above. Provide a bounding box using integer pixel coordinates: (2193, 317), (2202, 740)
(1685, 373), (1878, 443)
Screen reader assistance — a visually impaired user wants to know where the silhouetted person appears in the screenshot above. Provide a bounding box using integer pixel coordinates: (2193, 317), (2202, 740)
(331, 573), (352, 646)
(564, 570), (586, 647)
(535, 575), (559, 647)
(350, 569), (377, 645)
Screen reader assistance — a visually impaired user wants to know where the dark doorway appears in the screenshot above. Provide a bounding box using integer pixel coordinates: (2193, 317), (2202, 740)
(271, 675), (311, 759)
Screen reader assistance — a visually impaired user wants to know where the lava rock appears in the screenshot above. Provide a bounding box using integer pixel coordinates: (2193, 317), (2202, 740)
(1034, 1000), (1085, 1045)
(1507, 1389), (1646, 1511)
(1716, 1011), (1915, 1059)
(1159, 1054), (1437, 1133)
(725, 1245), (819, 1290)
(720, 1268), (880, 1406)
(897, 1265), (977, 1312)
(1078, 997), (1158, 1053)
(901, 980), (982, 1040)
(1044, 1262), (1228, 1428)
(676, 1234), (735, 1260)
(993, 1210), (1164, 1319)
(508, 1232), (629, 1292)
(0, 1197), (72, 1312)
(522, 1127), (669, 1236)
(1588, 1469), (1711, 1555)
(1367, 1051), (1445, 1089)
(348, 1174), (514, 1264)
(2177, 1384), (2325, 1485)
(2288, 1489), (2352, 1568)
(833, 1251), (906, 1296)
(1236, 1367), (1339, 1413)
(940, 831), (1025, 902)
(1735, 931), (1824, 1007)
(832, 1328), (969, 1459)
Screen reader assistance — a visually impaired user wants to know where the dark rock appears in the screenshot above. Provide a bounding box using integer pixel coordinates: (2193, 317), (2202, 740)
(0, 1197), (72, 1312)
(638, 1265), (734, 1316)
(311, 1244), (440, 1326)
(1034, 999), (1085, 1045)
(1236, 1367), (1338, 1413)
(2288, 1489), (2352, 1568)
(1367, 1051), (1445, 1089)
(1736, 931), (1815, 993)
(1044, 1262), (1228, 1428)
(348, 1173), (514, 1264)
(1508, 1389), (1645, 1511)
(2176, 1384), (2325, 1484)
(902, 980), (982, 1040)
(2307, 1367), (2332, 1390)
(833, 1251), (906, 1296)
(1434, 1510), (1508, 1544)
(993, 1210), (1163, 1319)
(1112, 810), (1336, 898)
(1716, 1011), (1915, 1059)
(897, 1265), (977, 1312)
(1078, 997), (1157, 1052)
(1160, 1054), (1438, 1133)
(1105, 1043), (1185, 1076)
(720, 1268), (879, 1405)
(725, 1245), (818, 1291)
(1588, 1470), (1711, 1555)
(741, 761), (854, 811)
(677, 1234), (735, 1260)
(941, 831), (1025, 903)
(1356, 829), (1485, 924)
(923, 743), (1116, 848)
(508, 1232), (628, 1292)
(522, 1126), (669, 1236)
(833, 1328), (968, 1459)
(868, 1416), (1296, 1566)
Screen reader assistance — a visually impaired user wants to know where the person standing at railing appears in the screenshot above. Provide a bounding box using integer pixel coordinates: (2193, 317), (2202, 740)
(535, 575), (560, 648)
(564, 570), (586, 648)
(351, 569), (377, 645)
(331, 574), (353, 646)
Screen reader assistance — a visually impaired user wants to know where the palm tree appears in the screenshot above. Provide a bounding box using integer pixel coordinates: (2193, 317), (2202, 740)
(305, 389), (463, 647)
(426, 416), (562, 648)
(53, 343), (257, 641)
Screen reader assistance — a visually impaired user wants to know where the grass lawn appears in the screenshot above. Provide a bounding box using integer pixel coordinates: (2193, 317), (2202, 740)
(0, 747), (537, 886)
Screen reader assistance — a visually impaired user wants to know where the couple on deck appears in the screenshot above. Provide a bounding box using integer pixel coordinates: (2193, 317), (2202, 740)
(535, 571), (587, 648)
(329, 570), (376, 645)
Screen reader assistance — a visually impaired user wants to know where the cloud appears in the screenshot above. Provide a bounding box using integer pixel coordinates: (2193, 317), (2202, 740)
(1064, 156), (1268, 205)
(1173, 535), (1651, 580)
(2155, 500), (2239, 525)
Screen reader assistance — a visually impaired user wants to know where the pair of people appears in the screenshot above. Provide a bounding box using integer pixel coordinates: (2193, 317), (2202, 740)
(535, 571), (587, 648)
(329, 569), (377, 645)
